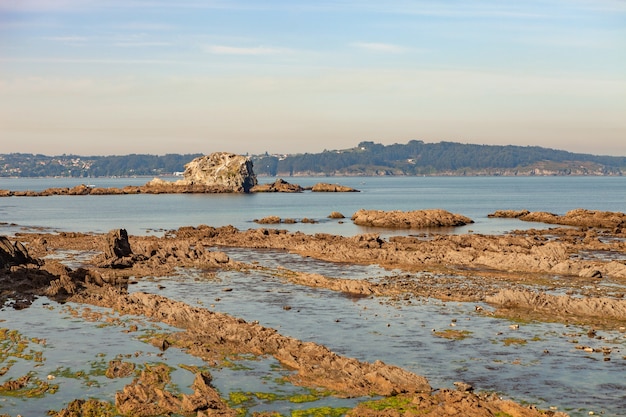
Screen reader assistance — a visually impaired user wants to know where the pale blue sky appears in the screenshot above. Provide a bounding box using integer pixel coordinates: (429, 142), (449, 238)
(1, 0), (625, 156)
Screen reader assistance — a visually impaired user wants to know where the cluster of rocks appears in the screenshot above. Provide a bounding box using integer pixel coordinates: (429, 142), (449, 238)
(253, 216), (318, 224)
(251, 178), (360, 193)
(0, 153), (360, 197)
(5, 206), (626, 416)
(489, 208), (626, 230)
(251, 209), (471, 229)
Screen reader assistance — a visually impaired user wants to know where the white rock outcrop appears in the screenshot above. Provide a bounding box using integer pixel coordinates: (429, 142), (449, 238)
(145, 152), (257, 193)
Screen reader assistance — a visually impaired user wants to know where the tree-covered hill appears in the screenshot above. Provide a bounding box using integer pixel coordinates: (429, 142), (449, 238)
(0, 153), (202, 177)
(252, 141), (626, 176)
(1, 141), (624, 177)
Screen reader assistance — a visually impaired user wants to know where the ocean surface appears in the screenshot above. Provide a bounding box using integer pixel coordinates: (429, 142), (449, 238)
(1, 175), (626, 416)
(1, 175), (625, 237)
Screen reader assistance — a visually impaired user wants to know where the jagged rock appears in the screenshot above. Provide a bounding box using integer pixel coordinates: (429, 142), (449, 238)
(104, 229), (132, 259)
(488, 208), (626, 229)
(96, 229), (143, 269)
(0, 236), (35, 268)
(311, 183), (359, 192)
(251, 178), (303, 193)
(106, 359), (136, 378)
(48, 399), (115, 417)
(181, 372), (235, 415)
(180, 152), (257, 193)
(0, 375), (30, 391)
(351, 209), (473, 229)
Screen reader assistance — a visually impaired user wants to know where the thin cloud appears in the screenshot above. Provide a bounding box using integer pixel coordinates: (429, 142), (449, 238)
(114, 41), (173, 47)
(0, 57), (177, 65)
(43, 36), (89, 43)
(205, 45), (288, 56)
(351, 42), (408, 53)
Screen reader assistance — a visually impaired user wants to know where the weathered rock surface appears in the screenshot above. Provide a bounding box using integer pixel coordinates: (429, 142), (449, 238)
(8, 220), (624, 415)
(251, 178), (303, 192)
(71, 289), (431, 397)
(115, 363), (235, 416)
(486, 289), (626, 322)
(345, 391), (568, 417)
(489, 208), (626, 230)
(0, 236), (35, 268)
(94, 229), (145, 269)
(0, 152), (257, 196)
(351, 209), (473, 228)
(177, 152), (256, 193)
(311, 182), (359, 192)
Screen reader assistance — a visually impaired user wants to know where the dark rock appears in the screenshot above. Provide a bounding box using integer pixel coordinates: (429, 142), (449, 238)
(0, 236), (35, 268)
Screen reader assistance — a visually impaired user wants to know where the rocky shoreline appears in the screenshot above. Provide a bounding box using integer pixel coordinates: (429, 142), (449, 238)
(3, 207), (626, 415)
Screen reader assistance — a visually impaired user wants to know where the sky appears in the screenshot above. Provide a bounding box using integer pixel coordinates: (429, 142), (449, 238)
(1, 0), (625, 157)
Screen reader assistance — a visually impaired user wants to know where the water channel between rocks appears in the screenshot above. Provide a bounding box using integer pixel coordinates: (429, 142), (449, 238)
(129, 247), (626, 417)
(1, 246), (625, 416)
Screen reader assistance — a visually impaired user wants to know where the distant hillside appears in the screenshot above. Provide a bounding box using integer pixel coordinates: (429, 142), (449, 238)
(1, 141), (624, 177)
(0, 153), (202, 178)
(252, 141), (626, 176)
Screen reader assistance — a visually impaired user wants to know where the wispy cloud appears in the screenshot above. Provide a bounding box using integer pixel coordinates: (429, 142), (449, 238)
(43, 36), (89, 43)
(114, 41), (172, 47)
(204, 45), (289, 56)
(351, 42), (408, 53)
(0, 57), (177, 65)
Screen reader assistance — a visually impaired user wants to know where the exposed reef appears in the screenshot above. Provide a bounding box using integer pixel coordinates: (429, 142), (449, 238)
(4, 207), (626, 415)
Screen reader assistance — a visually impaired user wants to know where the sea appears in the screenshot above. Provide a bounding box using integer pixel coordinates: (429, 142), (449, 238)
(1, 175), (625, 236)
(1, 175), (625, 417)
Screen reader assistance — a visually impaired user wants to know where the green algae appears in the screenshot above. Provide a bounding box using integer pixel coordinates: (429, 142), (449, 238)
(229, 390), (252, 405)
(228, 387), (337, 414)
(359, 395), (433, 415)
(502, 338), (528, 346)
(46, 398), (117, 417)
(51, 366), (102, 388)
(0, 372), (59, 398)
(290, 406), (350, 417)
(433, 329), (472, 340)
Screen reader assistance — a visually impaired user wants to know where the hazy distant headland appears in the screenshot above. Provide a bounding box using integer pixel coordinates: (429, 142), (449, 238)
(1, 140), (624, 178)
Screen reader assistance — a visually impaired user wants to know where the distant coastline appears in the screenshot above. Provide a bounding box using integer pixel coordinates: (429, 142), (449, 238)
(1, 140), (624, 178)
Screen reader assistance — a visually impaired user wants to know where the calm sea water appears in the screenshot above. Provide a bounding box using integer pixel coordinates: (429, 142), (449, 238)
(1, 176), (625, 236)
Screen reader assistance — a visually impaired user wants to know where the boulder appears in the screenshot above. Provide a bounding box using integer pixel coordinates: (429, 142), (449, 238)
(180, 152), (257, 193)
(328, 211), (345, 219)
